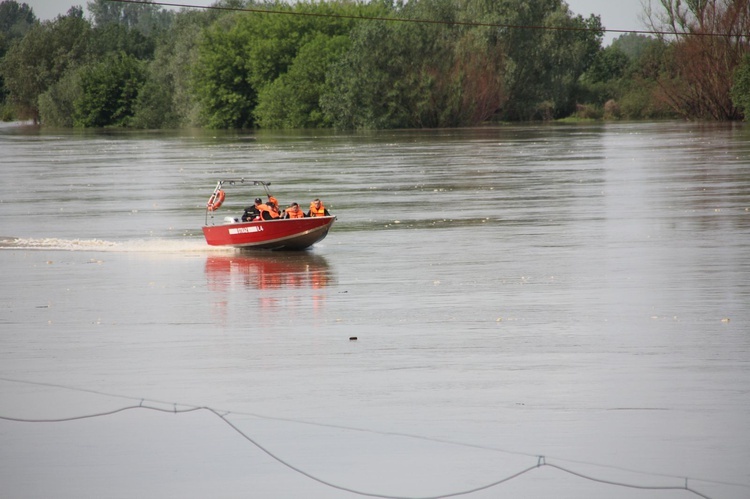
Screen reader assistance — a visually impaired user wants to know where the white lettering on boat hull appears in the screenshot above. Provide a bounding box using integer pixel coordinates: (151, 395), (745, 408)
(228, 226), (264, 235)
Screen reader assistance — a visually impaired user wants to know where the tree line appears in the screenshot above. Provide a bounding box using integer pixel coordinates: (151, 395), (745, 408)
(1, 0), (748, 128)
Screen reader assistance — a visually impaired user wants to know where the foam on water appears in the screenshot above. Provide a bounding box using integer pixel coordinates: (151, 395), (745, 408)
(0, 236), (233, 254)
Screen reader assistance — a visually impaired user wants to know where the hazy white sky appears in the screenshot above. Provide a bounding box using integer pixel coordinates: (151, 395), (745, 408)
(22, 0), (650, 44)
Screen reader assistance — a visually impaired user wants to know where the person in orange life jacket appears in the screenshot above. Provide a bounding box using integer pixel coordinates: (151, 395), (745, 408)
(242, 198), (263, 222)
(259, 200), (280, 220)
(307, 198), (330, 217)
(283, 202), (305, 219)
(268, 196), (281, 218)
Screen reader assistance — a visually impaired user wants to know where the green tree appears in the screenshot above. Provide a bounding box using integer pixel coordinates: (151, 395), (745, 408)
(193, 0), (376, 128)
(86, 0), (175, 61)
(322, 0), (464, 129)
(577, 45), (630, 112)
(87, 0), (173, 38)
(611, 33), (655, 60)
(129, 66), (177, 128)
(0, 0), (37, 115)
(192, 13), (256, 128)
(323, 0), (600, 127)
(539, 10), (603, 118)
(0, 9), (90, 122)
(647, 0), (749, 120)
(0, 0), (36, 51)
(90, 22), (156, 60)
(38, 67), (83, 126)
(132, 10), (210, 128)
(73, 52), (146, 127)
(485, 0), (602, 120)
(424, 26), (507, 126)
(255, 33), (350, 128)
(578, 34), (676, 120)
(617, 39), (676, 119)
(583, 45), (629, 85)
(26, 1), (173, 127)
(731, 54), (750, 120)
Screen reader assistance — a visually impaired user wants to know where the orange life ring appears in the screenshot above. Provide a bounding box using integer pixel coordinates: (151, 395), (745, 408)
(207, 190), (225, 211)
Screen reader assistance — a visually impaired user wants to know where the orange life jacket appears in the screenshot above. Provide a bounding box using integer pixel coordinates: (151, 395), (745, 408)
(285, 207), (305, 219)
(309, 201), (327, 217)
(258, 203), (279, 219)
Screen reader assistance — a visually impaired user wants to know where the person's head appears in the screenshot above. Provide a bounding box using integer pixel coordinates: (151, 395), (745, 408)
(313, 198), (321, 206)
(254, 198), (262, 205)
(291, 202), (300, 210)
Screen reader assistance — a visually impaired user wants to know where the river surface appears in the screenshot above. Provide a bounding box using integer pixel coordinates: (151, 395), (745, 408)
(1, 122), (749, 499)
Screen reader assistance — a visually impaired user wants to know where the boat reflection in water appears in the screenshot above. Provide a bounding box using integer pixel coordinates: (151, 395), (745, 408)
(205, 251), (334, 319)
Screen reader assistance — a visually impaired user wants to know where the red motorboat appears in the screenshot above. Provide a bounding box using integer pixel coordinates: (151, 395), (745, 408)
(201, 179), (335, 250)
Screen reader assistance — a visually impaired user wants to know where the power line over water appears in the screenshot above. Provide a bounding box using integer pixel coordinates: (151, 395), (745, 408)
(2, 377), (745, 499)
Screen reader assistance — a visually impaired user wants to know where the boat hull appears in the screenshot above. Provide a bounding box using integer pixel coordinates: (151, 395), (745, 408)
(202, 216), (335, 250)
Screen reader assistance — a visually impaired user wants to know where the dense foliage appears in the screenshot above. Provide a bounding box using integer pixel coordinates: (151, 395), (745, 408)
(0, 0), (748, 128)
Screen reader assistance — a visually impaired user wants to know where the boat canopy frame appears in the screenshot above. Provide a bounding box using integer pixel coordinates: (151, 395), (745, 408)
(205, 179), (274, 224)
